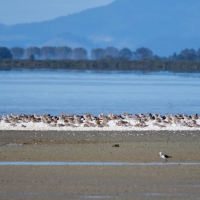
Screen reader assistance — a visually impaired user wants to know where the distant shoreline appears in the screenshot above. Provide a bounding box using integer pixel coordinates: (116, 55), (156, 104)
(1, 59), (200, 72)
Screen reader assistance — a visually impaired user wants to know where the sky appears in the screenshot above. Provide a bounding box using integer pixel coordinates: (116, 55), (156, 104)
(0, 0), (115, 25)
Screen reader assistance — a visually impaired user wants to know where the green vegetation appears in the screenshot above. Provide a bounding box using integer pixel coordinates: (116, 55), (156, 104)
(0, 59), (200, 72)
(0, 47), (12, 59)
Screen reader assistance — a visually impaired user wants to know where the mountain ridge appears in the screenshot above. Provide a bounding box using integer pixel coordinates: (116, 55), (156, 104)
(1, 0), (200, 55)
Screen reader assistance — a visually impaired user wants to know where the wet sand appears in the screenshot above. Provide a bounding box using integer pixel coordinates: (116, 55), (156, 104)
(0, 131), (200, 199)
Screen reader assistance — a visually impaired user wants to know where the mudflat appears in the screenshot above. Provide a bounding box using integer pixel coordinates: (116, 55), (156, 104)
(0, 130), (200, 199)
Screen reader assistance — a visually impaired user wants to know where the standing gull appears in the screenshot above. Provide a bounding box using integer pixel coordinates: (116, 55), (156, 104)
(159, 152), (172, 164)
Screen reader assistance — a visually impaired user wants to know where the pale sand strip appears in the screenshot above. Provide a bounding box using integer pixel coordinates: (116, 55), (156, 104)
(1, 114), (200, 131)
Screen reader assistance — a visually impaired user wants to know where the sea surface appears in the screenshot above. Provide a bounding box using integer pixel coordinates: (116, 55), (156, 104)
(0, 69), (200, 116)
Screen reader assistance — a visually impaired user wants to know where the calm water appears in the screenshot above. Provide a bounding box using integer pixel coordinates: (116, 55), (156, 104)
(0, 69), (200, 116)
(0, 162), (200, 166)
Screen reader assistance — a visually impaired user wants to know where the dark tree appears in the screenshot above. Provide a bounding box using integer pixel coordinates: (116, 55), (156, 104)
(91, 48), (104, 60)
(169, 52), (178, 61)
(103, 47), (119, 59)
(29, 54), (35, 61)
(119, 48), (132, 60)
(134, 47), (153, 59)
(178, 48), (197, 61)
(11, 47), (25, 59)
(197, 48), (200, 61)
(0, 47), (12, 59)
(40, 46), (56, 59)
(71, 48), (87, 60)
(55, 46), (72, 59)
(25, 47), (41, 59)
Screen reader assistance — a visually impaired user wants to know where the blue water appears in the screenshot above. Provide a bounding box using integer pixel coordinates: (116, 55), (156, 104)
(0, 69), (200, 116)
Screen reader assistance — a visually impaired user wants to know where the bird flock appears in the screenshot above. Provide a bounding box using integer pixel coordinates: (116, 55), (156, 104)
(0, 113), (200, 129)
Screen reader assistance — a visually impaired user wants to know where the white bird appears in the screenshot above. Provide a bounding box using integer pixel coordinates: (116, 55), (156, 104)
(159, 152), (172, 164)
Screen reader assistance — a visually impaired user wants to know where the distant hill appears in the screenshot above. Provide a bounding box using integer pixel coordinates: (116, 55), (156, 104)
(40, 32), (94, 50)
(1, 0), (200, 56)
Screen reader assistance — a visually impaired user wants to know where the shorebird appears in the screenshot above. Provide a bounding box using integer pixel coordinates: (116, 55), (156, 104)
(159, 152), (172, 164)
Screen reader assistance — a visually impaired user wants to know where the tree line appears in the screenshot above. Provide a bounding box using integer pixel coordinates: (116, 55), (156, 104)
(0, 59), (200, 72)
(1, 46), (200, 61)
